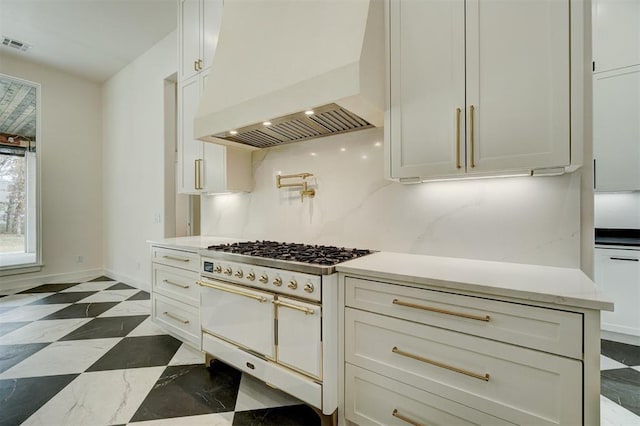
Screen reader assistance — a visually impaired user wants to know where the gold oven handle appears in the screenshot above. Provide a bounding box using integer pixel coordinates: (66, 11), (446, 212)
(272, 299), (315, 315)
(392, 409), (425, 426)
(392, 299), (490, 322)
(198, 280), (268, 303)
(392, 346), (490, 382)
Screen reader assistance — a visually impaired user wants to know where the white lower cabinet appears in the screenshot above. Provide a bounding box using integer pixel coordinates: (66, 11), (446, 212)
(150, 245), (201, 349)
(340, 274), (590, 426)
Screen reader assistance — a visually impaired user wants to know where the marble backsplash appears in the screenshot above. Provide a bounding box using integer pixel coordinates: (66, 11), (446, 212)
(201, 127), (581, 268)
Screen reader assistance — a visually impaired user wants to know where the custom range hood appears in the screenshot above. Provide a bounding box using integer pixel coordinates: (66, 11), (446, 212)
(195, 0), (384, 150)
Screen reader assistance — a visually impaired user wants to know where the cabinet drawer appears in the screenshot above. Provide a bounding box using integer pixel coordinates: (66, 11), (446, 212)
(152, 293), (200, 349)
(151, 246), (199, 272)
(345, 276), (582, 358)
(345, 364), (515, 426)
(152, 263), (200, 306)
(345, 308), (582, 425)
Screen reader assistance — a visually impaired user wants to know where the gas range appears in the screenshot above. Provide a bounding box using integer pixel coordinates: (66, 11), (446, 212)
(206, 240), (373, 275)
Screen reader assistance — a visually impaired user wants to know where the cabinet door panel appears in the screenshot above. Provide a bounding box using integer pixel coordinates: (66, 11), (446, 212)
(593, 0), (640, 73)
(202, 0), (223, 71)
(466, 0), (570, 173)
(594, 67), (640, 191)
(178, 77), (204, 194)
(389, 0), (465, 179)
(179, 0), (201, 81)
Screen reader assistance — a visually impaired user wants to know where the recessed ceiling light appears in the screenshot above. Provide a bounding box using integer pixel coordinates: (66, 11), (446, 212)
(340, 147), (346, 152)
(263, 121), (272, 126)
(305, 110), (314, 116)
(229, 130), (238, 135)
(374, 142), (382, 147)
(310, 152), (317, 156)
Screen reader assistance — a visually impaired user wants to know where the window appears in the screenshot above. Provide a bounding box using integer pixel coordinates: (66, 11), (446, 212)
(0, 74), (40, 272)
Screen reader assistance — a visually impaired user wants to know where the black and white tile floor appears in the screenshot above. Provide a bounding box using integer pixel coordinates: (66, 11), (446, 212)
(1, 276), (639, 426)
(0, 277), (319, 426)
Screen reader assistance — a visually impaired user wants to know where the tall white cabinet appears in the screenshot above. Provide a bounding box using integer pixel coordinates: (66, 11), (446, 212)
(177, 0), (252, 195)
(387, 0), (579, 181)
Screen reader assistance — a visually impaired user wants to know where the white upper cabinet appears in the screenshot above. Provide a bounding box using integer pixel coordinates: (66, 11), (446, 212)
(179, 0), (223, 81)
(387, 0), (576, 181)
(594, 66), (640, 191)
(593, 0), (640, 73)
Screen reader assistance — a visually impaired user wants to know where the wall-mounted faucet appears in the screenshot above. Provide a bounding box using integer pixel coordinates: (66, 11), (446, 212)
(276, 173), (316, 202)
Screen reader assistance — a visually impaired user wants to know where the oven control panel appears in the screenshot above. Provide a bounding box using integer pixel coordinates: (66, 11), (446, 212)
(201, 257), (322, 302)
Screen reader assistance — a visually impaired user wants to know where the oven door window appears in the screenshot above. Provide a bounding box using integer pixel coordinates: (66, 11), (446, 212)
(275, 296), (322, 379)
(201, 279), (276, 359)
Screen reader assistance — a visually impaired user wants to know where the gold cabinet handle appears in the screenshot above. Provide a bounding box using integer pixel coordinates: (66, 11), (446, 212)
(392, 346), (490, 382)
(194, 60), (198, 72)
(162, 255), (190, 262)
(272, 299), (315, 315)
(392, 299), (490, 322)
(163, 279), (189, 289)
(392, 409), (425, 426)
(469, 104), (475, 168)
(163, 311), (189, 324)
(197, 59), (203, 70)
(198, 280), (268, 303)
(194, 159), (203, 190)
(455, 107), (462, 169)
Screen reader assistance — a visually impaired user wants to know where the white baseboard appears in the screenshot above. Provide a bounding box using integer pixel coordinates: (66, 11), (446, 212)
(1, 268), (104, 293)
(103, 269), (150, 293)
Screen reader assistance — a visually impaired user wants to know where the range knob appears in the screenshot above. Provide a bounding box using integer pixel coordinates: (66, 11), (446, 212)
(247, 272), (256, 281)
(304, 282), (314, 293)
(224, 267), (232, 276)
(214, 265), (222, 273)
(288, 279), (298, 290)
(234, 269), (243, 278)
(259, 274), (268, 284)
(273, 277), (283, 287)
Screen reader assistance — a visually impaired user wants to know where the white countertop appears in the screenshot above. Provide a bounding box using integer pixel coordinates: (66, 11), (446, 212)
(337, 252), (614, 311)
(148, 236), (247, 251)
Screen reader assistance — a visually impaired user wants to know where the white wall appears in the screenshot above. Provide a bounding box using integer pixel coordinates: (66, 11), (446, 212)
(102, 31), (177, 290)
(202, 128), (583, 268)
(0, 54), (103, 287)
(595, 193), (640, 228)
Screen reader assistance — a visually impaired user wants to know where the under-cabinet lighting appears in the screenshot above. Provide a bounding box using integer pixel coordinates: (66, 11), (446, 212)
(263, 121), (272, 126)
(229, 130), (238, 135)
(304, 110), (314, 115)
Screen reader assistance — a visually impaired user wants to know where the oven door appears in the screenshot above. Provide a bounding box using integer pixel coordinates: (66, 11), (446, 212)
(200, 278), (275, 359)
(275, 296), (322, 379)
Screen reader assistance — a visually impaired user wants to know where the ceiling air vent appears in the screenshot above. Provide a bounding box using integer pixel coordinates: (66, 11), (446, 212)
(1, 36), (31, 52)
(215, 103), (373, 149)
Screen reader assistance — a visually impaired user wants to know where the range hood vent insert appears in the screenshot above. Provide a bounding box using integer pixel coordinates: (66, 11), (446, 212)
(215, 104), (373, 149)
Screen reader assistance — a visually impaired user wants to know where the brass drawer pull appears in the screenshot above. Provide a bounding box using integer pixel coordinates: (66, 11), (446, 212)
(163, 311), (189, 324)
(392, 409), (425, 426)
(163, 279), (189, 289)
(198, 281), (268, 303)
(455, 107), (462, 169)
(392, 346), (490, 382)
(273, 299), (315, 315)
(162, 255), (190, 262)
(392, 299), (490, 322)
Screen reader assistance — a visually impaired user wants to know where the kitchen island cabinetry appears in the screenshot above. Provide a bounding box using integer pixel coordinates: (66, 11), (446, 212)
(386, 0), (584, 181)
(337, 253), (612, 426)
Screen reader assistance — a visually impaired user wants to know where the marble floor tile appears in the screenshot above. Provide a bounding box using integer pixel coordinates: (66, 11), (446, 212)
(99, 300), (151, 317)
(42, 301), (120, 319)
(128, 317), (167, 337)
(0, 292), (54, 307)
(0, 338), (121, 379)
(61, 281), (118, 292)
(601, 395), (640, 426)
(130, 363), (242, 422)
(234, 373), (300, 412)
(107, 282), (136, 290)
(601, 355), (629, 371)
(19, 283), (79, 293)
(79, 289), (139, 303)
(168, 343), (205, 366)
(59, 315), (148, 341)
(22, 366), (165, 426)
(0, 304), (70, 322)
(232, 404), (320, 426)
(28, 291), (97, 305)
(87, 335), (182, 371)
(0, 343), (49, 373)
(0, 374), (78, 426)
(89, 275), (115, 282)
(601, 368), (640, 416)
(128, 291), (151, 301)
(0, 318), (91, 344)
(0, 306), (17, 315)
(601, 340), (640, 366)
(128, 412), (234, 426)
(0, 321), (30, 338)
